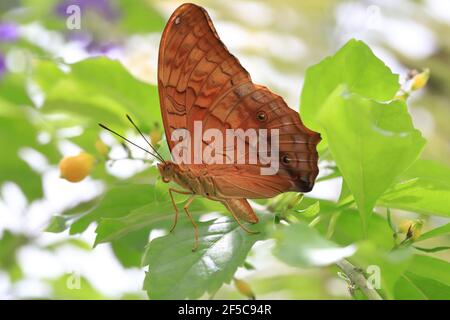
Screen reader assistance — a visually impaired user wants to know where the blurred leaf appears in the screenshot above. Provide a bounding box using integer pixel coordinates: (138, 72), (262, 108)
(292, 201), (319, 218)
(0, 231), (29, 281)
(416, 222), (450, 242)
(273, 222), (356, 268)
(318, 86), (425, 231)
(351, 242), (413, 299)
(330, 209), (394, 250)
(45, 215), (70, 233)
(0, 98), (59, 201)
(142, 216), (268, 299)
(0, 74), (33, 106)
(301, 39), (399, 131)
(48, 274), (108, 300)
(117, 0), (165, 33)
(44, 238), (91, 251)
(32, 58), (162, 131)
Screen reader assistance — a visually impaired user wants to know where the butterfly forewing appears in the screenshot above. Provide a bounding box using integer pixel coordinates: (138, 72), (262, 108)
(158, 3), (320, 197)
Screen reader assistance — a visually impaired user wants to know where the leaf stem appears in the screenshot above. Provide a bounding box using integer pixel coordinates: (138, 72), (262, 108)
(336, 259), (382, 300)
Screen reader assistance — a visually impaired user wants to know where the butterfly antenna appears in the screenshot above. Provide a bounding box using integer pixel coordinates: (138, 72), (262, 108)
(98, 123), (161, 161)
(125, 114), (165, 162)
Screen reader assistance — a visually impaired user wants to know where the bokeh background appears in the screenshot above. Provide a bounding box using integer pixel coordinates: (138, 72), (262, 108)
(0, 0), (449, 299)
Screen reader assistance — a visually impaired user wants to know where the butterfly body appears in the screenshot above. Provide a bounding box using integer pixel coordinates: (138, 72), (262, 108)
(158, 161), (259, 249)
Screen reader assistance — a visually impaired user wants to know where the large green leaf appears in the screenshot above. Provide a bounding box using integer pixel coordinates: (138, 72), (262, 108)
(70, 183), (157, 234)
(318, 87), (425, 231)
(395, 255), (450, 300)
(300, 39), (399, 131)
(273, 222), (356, 268)
(380, 159), (450, 217)
(395, 272), (450, 300)
(94, 197), (225, 245)
(406, 255), (450, 287)
(142, 216), (267, 299)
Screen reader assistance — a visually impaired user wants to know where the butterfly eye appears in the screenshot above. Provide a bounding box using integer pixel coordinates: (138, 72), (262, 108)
(256, 111), (267, 122)
(281, 154), (291, 164)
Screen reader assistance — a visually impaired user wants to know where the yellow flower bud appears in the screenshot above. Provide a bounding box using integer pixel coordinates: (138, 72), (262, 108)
(59, 152), (94, 183)
(398, 219), (423, 240)
(398, 220), (413, 234)
(411, 68), (430, 91)
(234, 278), (255, 300)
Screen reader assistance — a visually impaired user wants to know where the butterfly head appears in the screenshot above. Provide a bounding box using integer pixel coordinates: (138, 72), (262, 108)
(158, 161), (176, 183)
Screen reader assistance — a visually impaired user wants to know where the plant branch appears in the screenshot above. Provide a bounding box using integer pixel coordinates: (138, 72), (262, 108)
(336, 259), (382, 300)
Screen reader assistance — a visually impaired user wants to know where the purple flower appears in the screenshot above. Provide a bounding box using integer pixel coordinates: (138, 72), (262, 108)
(0, 53), (6, 79)
(86, 41), (122, 59)
(55, 0), (119, 21)
(0, 23), (18, 42)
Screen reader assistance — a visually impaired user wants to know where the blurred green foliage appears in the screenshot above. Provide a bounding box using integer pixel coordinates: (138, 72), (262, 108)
(0, 0), (449, 300)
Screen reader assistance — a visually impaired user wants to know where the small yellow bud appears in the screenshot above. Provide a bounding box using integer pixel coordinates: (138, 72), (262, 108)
(398, 219), (423, 240)
(234, 278), (255, 300)
(95, 138), (109, 156)
(411, 68), (430, 91)
(398, 220), (413, 234)
(59, 152), (94, 183)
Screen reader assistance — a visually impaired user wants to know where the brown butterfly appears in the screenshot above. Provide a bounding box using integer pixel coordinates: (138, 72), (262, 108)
(101, 3), (320, 251)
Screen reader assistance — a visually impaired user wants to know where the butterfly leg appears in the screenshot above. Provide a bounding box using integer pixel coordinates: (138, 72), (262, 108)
(182, 196), (199, 251)
(223, 201), (260, 235)
(168, 188), (193, 233)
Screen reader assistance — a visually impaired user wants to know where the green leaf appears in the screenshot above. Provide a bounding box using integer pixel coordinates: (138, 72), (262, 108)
(142, 216), (267, 299)
(318, 87), (425, 231)
(380, 159), (450, 217)
(111, 229), (150, 268)
(45, 215), (70, 233)
(32, 58), (162, 131)
(0, 231), (29, 281)
(95, 197), (225, 245)
(300, 39), (399, 131)
(330, 209), (394, 250)
(416, 222), (450, 242)
(70, 183), (157, 234)
(351, 243), (413, 299)
(395, 255), (450, 299)
(273, 222), (356, 268)
(396, 272), (450, 300)
(406, 255), (450, 287)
